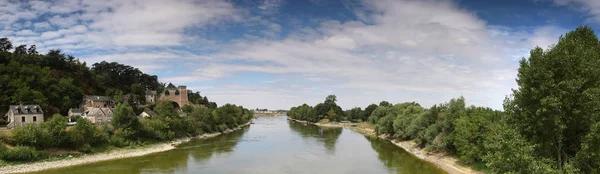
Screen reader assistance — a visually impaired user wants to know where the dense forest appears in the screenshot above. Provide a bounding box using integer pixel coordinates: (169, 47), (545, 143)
(0, 38), (253, 163)
(289, 27), (600, 173)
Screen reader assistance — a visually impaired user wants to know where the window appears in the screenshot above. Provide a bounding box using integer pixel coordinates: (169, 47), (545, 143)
(21, 117), (25, 122)
(33, 116), (37, 122)
(175, 90), (180, 96)
(165, 90), (170, 96)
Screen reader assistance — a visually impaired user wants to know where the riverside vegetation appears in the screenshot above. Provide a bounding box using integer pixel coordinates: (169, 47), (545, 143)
(0, 38), (253, 165)
(288, 26), (600, 174)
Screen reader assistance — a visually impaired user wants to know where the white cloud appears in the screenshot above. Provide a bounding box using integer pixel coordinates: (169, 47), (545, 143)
(33, 22), (52, 30)
(162, 0), (557, 109)
(5, 0), (240, 50)
(15, 30), (37, 36)
(0, 0), (573, 110)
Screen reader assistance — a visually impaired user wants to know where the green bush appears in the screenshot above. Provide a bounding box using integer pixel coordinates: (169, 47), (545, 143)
(69, 119), (104, 148)
(78, 144), (93, 154)
(12, 124), (51, 149)
(141, 118), (173, 141)
(108, 136), (128, 148)
(42, 114), (69, 148)
(482, 123), (559, 173)
(1, 146), (40, 162)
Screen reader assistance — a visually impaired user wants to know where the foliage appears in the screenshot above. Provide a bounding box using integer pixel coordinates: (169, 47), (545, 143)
(0, 38), (161, 116)
(362, 104), (378, 121)
(344, 107), (363, 121)
(1, 146), (40, 162)
(482, 122), (559, 174)
(452, 107), (500, 164)
(42, 114), (69, 148)
(69, 119), (105, 149)
(112, 104), (142, 140)
(288, 104), (318, 122)
(506, 26), (600, 170)
(574, 121), (600, 173)
(11, 124), (51, 149)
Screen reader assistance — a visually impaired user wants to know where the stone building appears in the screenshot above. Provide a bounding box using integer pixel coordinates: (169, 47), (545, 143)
(159, 86), (189, 108)
(83, 95), (115, 108)
(145, 90), (157, 104)
(6, 104), (44, 129)
(84, 108), (113, 125)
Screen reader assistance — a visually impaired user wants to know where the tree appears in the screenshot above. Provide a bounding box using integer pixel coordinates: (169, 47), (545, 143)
(0, 38), (12, 52)
(507, 26), (600, 169)
(112, 104), (142, 139)
(325, 95), (337, 104)
(42, 114), (69, 147)
(155, 101), (178, 118)
(379, 101), (392, 107)
(363, 104), (378, 121)
(27, 45), (37, 54)
(13, 45), (27, 55)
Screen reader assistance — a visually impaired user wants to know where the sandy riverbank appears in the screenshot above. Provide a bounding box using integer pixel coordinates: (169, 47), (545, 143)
(0, 122), (251, 174)
(288, 118), (480, 174)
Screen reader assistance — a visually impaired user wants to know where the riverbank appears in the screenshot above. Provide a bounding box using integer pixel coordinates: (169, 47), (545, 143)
(0, 122), (251, 174)
(288, 118), (480, 174)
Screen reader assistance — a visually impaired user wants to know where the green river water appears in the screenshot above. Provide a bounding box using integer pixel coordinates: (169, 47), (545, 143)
(30, 116), (446, 174)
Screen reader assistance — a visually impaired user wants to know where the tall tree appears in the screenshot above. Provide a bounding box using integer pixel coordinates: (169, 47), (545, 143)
(507, 26), (600, 169)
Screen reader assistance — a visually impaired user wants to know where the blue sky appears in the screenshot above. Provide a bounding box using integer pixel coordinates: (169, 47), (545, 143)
(1, 0), (599, 110)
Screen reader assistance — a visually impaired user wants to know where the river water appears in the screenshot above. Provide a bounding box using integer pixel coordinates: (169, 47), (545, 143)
(31, 116), (446, 174)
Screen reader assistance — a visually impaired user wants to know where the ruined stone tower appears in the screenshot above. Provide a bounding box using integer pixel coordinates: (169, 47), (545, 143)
(159, 85), (189, 108)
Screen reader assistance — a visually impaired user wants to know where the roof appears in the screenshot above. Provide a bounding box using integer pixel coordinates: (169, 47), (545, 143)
(9, 105), (43, 115)
(85, 108), (113, 117)
(69, 108), (84, 113)
(84, 95), (113, 102)
(142, 110), (157, 116)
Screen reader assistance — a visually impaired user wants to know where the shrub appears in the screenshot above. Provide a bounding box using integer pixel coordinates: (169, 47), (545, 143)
(12, 124), (51, 149)
(141, 118), (172, 141)
(78, 144), (93, 153)
(42, 114), (69, 148)
(1, 146), (40, 162)
(69, 119), (98, 148)
(482, 123), (559, 173)
(108, 136), (128, 148)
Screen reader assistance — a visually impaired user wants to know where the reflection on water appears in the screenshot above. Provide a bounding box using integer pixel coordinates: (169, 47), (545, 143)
(28, 117), (445, 174)
(287, 120), (342, 153)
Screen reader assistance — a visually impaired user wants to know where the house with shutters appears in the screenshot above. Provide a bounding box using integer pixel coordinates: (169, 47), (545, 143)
(6, 104), (44, 129)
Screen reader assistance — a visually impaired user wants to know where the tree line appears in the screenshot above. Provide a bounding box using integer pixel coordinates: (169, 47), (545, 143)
(288, 27), (600, 173)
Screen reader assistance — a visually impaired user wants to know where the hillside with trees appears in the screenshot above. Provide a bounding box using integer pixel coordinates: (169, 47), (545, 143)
(289, 27), (600, 173)
(0, 38), (254, 164)
(0, 38), (217, 118)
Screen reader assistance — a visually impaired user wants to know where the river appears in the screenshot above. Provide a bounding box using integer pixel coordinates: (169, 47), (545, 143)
(29, 116), (446, 174)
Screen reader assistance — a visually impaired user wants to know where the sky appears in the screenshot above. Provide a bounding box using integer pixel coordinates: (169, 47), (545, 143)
(1, 0), (599, 110)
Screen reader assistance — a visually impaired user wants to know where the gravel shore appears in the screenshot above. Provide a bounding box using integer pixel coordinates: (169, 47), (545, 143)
(0, 123), (250, 174)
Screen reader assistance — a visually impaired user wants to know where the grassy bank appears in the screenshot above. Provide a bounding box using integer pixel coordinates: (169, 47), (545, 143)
(0, 122), (250, 174)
